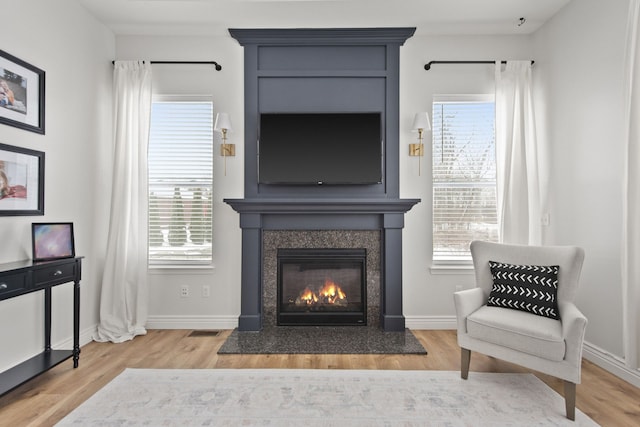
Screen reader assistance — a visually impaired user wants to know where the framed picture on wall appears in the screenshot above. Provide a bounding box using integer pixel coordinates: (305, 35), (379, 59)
(0, 49), (45, 134)
(32, 222), (75, 262)
(0, 143), (44, 216)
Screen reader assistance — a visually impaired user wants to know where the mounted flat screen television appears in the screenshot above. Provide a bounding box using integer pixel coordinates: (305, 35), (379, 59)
(258, 112), (383, 184)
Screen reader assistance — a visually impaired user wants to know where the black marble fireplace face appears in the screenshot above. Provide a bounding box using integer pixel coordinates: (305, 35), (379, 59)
(263, 230), (380, 328)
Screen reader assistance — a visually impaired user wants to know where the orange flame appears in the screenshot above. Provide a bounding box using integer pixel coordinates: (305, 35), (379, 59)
(294, 279), (348, 306)
(318, 279), (347, 304)
(298, 287), (318, 305)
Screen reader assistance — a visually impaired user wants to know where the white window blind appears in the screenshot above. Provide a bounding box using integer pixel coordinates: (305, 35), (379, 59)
(148, 98), (213, 265)
(432, 95), (498, 261)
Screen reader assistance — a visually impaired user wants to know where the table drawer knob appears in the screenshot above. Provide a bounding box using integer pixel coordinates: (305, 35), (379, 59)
(0, 283), (7, 290)
(53, 270), (63, 276)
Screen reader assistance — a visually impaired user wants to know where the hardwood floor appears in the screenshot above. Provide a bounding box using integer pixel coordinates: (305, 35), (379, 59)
(0, 329), (638, 426)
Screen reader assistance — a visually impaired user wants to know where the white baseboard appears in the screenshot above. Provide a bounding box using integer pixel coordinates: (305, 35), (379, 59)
(405, 315), (457, 330)
(55, 324), (98, 349)
(582, 341), (640, 388)
(146, 315), (456, 330)
(146, 315), (238, 330)
(144, 314), (454, 331)
(144, 315), (458, 331)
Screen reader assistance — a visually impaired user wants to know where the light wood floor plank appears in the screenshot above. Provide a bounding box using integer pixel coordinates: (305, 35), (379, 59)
(0, 329), (637, 426)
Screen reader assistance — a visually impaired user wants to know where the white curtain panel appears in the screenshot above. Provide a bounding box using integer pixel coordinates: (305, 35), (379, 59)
(623, 0), (640, 370)
(94, 61), (152, 343)
(494, 61), (542, 245)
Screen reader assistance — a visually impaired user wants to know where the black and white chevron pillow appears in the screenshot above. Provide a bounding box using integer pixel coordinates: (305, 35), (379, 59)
(487, 261), (560, 319)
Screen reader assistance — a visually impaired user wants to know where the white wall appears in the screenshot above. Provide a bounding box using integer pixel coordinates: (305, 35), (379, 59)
(115, 35), (245, 329)
(0, 0), (114, 371)
(533, 0), (631, 366)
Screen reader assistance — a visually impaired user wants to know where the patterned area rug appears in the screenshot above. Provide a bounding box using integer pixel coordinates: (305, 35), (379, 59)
(56, 369), (598, 426)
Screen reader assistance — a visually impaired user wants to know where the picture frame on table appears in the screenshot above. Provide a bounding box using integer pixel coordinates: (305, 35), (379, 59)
(0, 143), (44, 216)
(0, 49), (45, 134)
(32, 222), (75, 262)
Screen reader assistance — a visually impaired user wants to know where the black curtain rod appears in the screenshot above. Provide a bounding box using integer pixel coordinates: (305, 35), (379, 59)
(424, 60), (534, 70)
(111, 60), (222, 71)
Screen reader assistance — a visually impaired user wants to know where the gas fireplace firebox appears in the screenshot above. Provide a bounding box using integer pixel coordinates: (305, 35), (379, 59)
(277, 248), (367, 326)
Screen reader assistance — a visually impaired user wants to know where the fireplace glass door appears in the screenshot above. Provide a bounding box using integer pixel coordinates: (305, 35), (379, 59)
(277, 248), (367, 326)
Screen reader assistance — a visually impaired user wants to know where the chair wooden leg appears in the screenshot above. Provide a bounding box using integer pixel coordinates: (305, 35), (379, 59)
(564, 381), (576, 421)
(461, 348), (470, 380)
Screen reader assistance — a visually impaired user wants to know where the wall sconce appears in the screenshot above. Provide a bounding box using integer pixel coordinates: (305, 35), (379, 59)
(214, 113), (234, 176)
(410, 112), (431, 176)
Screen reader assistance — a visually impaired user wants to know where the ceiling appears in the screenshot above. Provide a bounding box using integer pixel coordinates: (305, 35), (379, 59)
(79, 0), (572, 37)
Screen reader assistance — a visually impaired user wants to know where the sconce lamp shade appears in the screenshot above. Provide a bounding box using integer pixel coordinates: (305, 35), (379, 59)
(214, 113), (232, 132)
(412, 112), (431, 132)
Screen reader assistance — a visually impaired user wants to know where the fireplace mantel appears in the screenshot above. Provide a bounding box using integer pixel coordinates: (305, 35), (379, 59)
(224, 198), (420, 215)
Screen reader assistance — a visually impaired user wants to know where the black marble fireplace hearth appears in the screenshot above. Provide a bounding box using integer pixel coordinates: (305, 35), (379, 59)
(217, 325), (428, 355)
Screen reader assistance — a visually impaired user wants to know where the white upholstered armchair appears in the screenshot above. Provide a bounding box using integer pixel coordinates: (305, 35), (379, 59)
(454, 240), (587, 421)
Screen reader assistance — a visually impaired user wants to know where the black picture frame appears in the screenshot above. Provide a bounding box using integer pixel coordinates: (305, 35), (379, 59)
(32, 222), (75, 262)
(0, 143), (44, 216)
(0, 49), (45, 134)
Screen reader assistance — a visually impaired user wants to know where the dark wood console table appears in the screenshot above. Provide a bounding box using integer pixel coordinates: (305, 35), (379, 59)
(0, 257), (82, 396)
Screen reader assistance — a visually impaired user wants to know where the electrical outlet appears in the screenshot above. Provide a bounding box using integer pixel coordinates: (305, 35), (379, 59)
(202, 285), (210, 298)
(180, 285), (189, 298)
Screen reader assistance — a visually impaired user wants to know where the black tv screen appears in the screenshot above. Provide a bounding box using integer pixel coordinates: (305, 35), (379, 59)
(259, 113), (382, 184)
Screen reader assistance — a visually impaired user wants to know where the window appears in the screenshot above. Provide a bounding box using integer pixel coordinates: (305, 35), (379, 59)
(432, 95), (498, 262)
(148, 97), (214, 265)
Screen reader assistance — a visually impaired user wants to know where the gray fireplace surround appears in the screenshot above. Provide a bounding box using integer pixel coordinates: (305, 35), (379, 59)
(225, 27), (419, 332)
